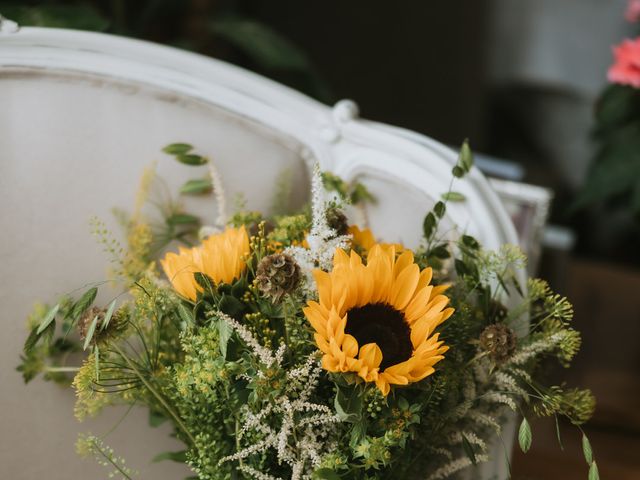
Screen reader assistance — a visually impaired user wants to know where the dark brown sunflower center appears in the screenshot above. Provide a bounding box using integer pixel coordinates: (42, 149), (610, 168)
(345, 303), (413, 371)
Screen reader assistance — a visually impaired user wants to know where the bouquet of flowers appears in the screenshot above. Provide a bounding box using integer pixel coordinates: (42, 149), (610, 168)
(19, 142), (597, 479)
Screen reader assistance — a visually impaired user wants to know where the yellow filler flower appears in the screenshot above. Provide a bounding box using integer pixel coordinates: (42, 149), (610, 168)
(160, 226), (250, 301)
(304, 245), (452, 396)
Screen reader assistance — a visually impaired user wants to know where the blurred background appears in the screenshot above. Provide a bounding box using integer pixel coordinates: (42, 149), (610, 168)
(2, 0), (639, 478)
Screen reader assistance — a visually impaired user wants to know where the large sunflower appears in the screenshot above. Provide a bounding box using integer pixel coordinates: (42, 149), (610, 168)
(160, 226), (250, 301)
(304, 244), (452, 395)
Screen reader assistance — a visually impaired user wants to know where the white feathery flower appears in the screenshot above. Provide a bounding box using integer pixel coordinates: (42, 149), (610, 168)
(482, 392), (517, 411)
(208, 160), (227, 227)
(426, 454), (489, 480)
(286, 164), (351, 297)
(219, 355), (339, 478)
(493, 371), (528, 398)
(215, 311), (282, 367)
(508, 332), (564, 366)
(238, 464), (283, 480)
(468, 411), (502, 434)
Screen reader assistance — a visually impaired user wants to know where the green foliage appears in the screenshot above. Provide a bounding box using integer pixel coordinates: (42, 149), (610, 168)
(575, 85), (640, 215)
(518, 417), (532, 453)
(322, 172), (376, 206)
(180, 177), (213, 195)
(211, 17), (311, 72)
(582, 433), (593, 465)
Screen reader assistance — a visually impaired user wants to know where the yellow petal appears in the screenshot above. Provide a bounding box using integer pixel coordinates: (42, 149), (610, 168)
(358, 343), (383, 369)
(375, 377), (391, 396)
(390, 264), (420, 311)
(304, 303), (328, 337)
(342, 334), (359, 358)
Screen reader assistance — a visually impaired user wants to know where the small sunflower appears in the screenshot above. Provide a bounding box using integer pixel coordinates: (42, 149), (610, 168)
(348, 225), (403, 254)
(304, 245), (452, 395)
(160, 226), (250, 301)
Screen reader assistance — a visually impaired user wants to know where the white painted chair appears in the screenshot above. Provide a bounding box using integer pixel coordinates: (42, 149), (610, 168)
(0, 24), (521, 479)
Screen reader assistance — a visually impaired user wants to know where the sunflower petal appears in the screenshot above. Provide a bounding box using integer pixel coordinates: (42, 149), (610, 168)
(358, 343), (383, 369)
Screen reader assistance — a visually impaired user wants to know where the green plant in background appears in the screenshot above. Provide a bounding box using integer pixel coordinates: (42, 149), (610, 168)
(575, 8), (640, 216)
(0, 0), (332, 102)
(575, 84), (640, 215)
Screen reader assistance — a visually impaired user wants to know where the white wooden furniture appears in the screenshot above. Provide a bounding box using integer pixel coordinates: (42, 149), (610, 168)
(0, 24), (521, 479)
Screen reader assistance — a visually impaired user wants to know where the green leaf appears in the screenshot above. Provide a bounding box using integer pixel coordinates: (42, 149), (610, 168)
(71, 287), (98, 321)
(177, 304), (195, 327)
(582, 433), (593, 465)
(555, 415), (564, 451)
(350, 183), (376, 205)
(322, 172), (348, 197)
(101, 299), (116, 331)
(83, 314), (99, 351)
(349, 421), (367, 449)
(461, 434), (477, 465)
(459, 139), (474, 172)
(454, 259), (469, 276)
(176, 154), (207, 166)
(511, 277), (525, 297)
(219, 294), (244, 317)
(441, 191), (466, 202)
(217, 317), (233, 359)
(434, 201), (446, 218)
(194, 272), (215, 295)
(23, 327), (42, 353)
(37, 304), (60, 335)
(231, 278), (247, 298)
(211, 18), (311, 71)
(588, 461), (600, 480)
(153, 450), (187, 463)
(452, 165), (465, 178)
(167, 213), (200, 226)
(595, 84), (640, 131)
(149, 409), (168, 428)
(461, 235), (480, 250)
(423, 212), (437, 239)
(162, 143), (193, 155)
(334, 387), (363, 423)
(313, 468), (342, 480)
(180, 178), (213, 195)
(429, 244), (450, 259)
(518, 417), (532, 453)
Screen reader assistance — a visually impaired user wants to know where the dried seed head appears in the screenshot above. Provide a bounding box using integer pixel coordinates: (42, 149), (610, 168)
(256, 253), (301, 302)
(78, 306), (126, 346)
(326, 207), (349, 236)
(479, 323), (517, 363)
(78, 307), (103, 344)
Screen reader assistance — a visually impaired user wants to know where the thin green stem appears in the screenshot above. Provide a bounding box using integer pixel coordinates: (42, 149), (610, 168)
(44, 366), (80, 373)
(91, 439), (133, 480)
(101, 402), (137, 439)
(112, 343), (196, 446)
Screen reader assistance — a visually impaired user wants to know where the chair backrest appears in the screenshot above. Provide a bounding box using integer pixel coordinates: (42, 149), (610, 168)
(0, 26), (520, 479)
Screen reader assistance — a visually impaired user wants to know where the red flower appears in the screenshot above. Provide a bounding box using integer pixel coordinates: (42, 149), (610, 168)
(608, 38), (640, 88)
(626, 0), (640, 22)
